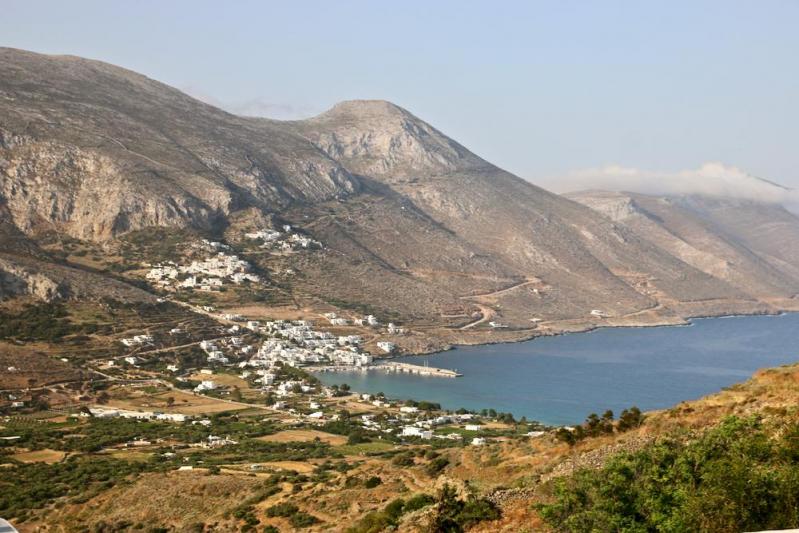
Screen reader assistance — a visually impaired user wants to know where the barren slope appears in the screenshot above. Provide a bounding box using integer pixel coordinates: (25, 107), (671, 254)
(1, 48), (797, 335)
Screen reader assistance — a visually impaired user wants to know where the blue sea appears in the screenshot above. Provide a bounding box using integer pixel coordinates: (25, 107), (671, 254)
(317, 313), (799, 425)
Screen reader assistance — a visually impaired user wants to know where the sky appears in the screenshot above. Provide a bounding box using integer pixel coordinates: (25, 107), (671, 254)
(2, 1), (799, 194)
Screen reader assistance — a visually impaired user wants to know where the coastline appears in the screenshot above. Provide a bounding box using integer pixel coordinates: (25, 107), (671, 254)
(390, 305), (797, 360)
(317, 311), (799, 425)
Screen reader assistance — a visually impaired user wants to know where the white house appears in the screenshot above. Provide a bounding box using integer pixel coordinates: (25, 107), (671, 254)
(401, 426), (433, 439)
(377, 341), (396, 353)
(195, 380), (217, 392)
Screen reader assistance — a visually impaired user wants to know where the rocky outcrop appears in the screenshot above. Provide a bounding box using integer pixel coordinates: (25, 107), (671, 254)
(0, 256), (68, 301)
(291, 100), (482, 180)
(0, 47), (360, 241)
(0, 254), (155, 303)
(0, 129), (221, 240)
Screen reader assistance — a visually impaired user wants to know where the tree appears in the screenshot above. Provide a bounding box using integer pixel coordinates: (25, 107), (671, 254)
(617, 406), (643, 431)
(429, 483), (500, 532)
(364, 476), (382, 488)
(348, 431), (370, 445)
(165, 396), (175, 407)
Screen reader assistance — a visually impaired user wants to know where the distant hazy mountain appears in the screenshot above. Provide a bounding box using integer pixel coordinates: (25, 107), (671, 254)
(1, 47), (797, 332)
(555, 162), (799, 212)
(569, 190), (799, 298)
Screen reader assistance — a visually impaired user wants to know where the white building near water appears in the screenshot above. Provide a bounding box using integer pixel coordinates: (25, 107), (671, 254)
(377, 341), (396, 353)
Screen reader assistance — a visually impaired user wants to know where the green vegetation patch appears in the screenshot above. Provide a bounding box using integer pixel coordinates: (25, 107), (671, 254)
(0, 456), (159, 522)
(0, 302), (78, 341)
(538, 416), (799, 532)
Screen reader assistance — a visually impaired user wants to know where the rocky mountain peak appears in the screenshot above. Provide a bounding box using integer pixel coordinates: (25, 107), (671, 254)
(316, 99), (408, 121)
(293, 100), (483, 179)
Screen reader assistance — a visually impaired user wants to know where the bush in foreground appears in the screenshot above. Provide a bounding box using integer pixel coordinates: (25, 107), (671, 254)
(538, 416), (799, 532)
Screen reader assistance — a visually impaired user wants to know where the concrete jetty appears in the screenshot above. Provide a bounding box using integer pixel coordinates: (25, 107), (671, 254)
(376, 361), (462, 378)
(309, 361), (462, 378)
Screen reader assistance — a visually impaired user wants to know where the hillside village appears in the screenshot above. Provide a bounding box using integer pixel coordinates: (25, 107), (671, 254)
(244, 225), (322, 252)
(145, 240), (261, 292)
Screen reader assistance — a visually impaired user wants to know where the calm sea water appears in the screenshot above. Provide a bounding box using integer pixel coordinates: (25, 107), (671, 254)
(317, 313), (799, 425)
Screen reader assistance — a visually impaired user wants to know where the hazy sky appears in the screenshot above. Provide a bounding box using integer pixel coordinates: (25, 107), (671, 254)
(2, 1), (798, 190)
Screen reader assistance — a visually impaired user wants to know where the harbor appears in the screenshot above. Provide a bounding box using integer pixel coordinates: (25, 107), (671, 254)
(310, 361), (462, 378)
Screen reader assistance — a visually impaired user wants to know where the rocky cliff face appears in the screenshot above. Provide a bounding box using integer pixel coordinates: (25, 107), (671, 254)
(0, 48), (359, 241)
(0, 256), (68, 301)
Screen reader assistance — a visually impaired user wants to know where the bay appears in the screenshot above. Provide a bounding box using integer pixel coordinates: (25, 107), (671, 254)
(316, 313), (799, 425)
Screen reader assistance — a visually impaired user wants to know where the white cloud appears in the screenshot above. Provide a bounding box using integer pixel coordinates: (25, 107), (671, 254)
(548, 162), (799, 210)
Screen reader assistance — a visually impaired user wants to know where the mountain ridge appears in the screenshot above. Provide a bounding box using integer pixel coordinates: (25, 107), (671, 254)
(2, 47), (799, 345)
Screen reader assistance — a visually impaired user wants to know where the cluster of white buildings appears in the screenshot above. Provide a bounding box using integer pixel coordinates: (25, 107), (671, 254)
(245, 225), (321, 252)
(244, 319), (374, 372)
(200, 339), (229, 365)
(146, 251), (260, 292)
(192, 434), (238, 448)
(120, 334), (154, 347)
(398, 412), (479, 441)
(323, 313), (407, 336)
(87, 407), (190, 423)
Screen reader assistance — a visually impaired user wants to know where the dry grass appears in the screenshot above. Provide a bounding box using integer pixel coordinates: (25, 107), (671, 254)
(187, 372), (250, 390)
(53, 471), (260, 530)
(0, 342), (82, 389)
(258, 429), (348, 446)
(12, 449), (67, 463)
(259, 460), (317, 473)
(106, 388), (250, 415)
(219, 304), (305, 320)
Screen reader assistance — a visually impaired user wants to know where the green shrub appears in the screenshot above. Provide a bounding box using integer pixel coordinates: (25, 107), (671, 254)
(265, 503), (298, 518)
(425, 456), (450, 477)
(403, 493), (435, 513)
(538, 416), (799, 532)
(364, 476), (382, 488)
(429, 484), (500, 532)
(288, 512), (319, 528)
(391, 453), (415, 467)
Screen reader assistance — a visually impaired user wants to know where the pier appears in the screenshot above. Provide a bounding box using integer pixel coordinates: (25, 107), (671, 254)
(308, 361), (462, 378)
(375, 361), (462, 378)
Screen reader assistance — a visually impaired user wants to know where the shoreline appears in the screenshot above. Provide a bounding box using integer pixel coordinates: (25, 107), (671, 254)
(315, 310), (799, 425)
(390, 307), (795, 360)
